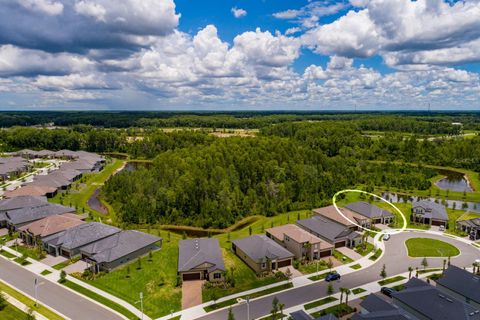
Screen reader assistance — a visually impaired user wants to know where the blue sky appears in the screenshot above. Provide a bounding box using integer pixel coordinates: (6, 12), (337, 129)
(0, 0), (479, 110)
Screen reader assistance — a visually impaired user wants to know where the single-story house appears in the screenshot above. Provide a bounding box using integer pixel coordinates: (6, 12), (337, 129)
(352, 293), (414, 320)
(15, 149), (39, 159)
(4, 185), (58, 199)
(312, 205), (370, 230)
(232, 235), (294, 275)
(266, 224), (333, 260)
(345, 202), (395, 225)
(411, 200), (449, 227)
(3, 203), (76, 230)
(80, 230), (162, 272)
(54, 150), (79, 160)
(0, 157), (31, 181)
(43, 222), (121, 258)
(391, 277), (480, 320)
(456, 218), (480, 240)
(297, 216), (362, 248)
(18, 214), (85, 246)
(36, 150), (56, 159)
(0, 196), (48, 212)
(30, 173), (73, 190)
(436, 265), (480, 309)
(178, 238), (225, 282)
(60, 159), (98, 173)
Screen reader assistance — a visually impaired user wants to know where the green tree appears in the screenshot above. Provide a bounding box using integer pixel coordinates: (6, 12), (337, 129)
(59, 270), (67, 283)
(248, 226), (252, 236)
(0, 292), (7, 311)
(26, 308), (36, 320)
(421, 257), (428, 270)
(227, 307), (235, 320)
(345, 288), (351, 306)
(327, 283), (334, 296)
(380, 264), (387, 279)
(408, 266), (413, 279)
(271, 296), (280, 320)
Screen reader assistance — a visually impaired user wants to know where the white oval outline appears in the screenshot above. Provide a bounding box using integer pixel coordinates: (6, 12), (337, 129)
(332, 189), (407, 236)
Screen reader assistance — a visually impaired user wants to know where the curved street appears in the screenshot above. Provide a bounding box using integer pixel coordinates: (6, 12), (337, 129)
(197, 231), (480, 320)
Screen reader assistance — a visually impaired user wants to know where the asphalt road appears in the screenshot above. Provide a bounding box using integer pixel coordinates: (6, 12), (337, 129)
(198, 231), (480, 320)
(0, 257), (123, 320)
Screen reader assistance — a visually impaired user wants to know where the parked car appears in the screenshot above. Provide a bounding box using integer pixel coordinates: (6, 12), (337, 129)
(439, 225), (445, 231)
(383, 234), (391, 241)
(381, 287), (397, 297)
(325, 272), (341, 282)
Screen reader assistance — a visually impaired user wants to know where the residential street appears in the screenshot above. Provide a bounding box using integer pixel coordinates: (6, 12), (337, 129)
(0, 257), (123, 320)
(197, 231), (479, 320)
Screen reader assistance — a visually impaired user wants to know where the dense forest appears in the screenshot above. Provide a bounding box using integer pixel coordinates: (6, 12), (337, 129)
(1, 112), (479, 228)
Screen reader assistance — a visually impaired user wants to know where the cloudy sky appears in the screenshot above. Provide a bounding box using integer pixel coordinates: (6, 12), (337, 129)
(0, 0), (479, 110)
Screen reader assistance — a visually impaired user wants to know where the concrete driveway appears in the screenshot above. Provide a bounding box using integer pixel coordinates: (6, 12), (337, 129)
(182, 280), (203, 309)
(40, 255), (67, 267)
(336, 247), (363, 261)
(63, 260), (88, 274)
(198, 231), (479, 320)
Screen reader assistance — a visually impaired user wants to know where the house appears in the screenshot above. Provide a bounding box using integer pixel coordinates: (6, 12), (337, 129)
(345, 202), (395, 225)
(232, 235), (294, 275)
(391, 277), (480, 320)
(178, 238), (225, 282)
(290, 310), (338, 320)
(353, 293), (416, 320)
(2, 202), (76, 229)
(31, 173), (72, 190)
(18, 214), (85, 246)
(436, 265), (480, 309)
(456, 218), (480, 240)
(297, 215), (362, 248)
(312, 205), (370, 230)
(266, 224), (333, 260)
(80, 230), (161, 272)
(411, 200), (448, 227)
(4, 185), (58, 198)
(43, 222), (121, 258)
(0, 157), (31, 181)
(0, 196), (48, 213)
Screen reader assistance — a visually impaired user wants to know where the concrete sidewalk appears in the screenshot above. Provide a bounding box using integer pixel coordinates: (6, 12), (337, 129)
(3, 291), (50, 320)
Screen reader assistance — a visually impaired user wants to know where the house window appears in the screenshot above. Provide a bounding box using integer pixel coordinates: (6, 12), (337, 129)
(213, 273), (221, 279)
(285, 235), (290, 242)
(261, 262), (266, 269)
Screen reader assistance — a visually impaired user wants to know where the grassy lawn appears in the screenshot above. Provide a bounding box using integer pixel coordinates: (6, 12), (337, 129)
(204, 283), (293, 312)
(0, 280), (63, 320)
(369, 249), (382, 261)
(298, 261), (329, 274)
(0, 302), (27, 320)
(405, 238), (460, 257)
(50, 159), (126, 220)
(61, 280), (139, 320)
(352, 287), (366, 295)
(353, 243), (374, 256)
(0, 250), (16, 259)
(304, 296), (337, 310)
(40, 270), (52, 276)
(310, 303), (355, 318)
(308, 271), (330, 281)
(333, 250), (353, 264)
(52, 258), (80, 270)
(378, 276), (406, 286)
(12, 245), (45, 260)
(350, 264), (362, 270)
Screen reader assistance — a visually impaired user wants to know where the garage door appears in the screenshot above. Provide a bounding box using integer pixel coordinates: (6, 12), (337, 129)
(319, 250), (331, 258)
(182, 273), (201, 281)
(431, 220), (445, 226)
(277, 259), (291, 268)
(374, 218), (382, 224)
(335, 241), (346, 248)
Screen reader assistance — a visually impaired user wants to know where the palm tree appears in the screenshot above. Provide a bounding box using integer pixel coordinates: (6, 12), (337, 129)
(279, 303), (285, 320)
(339, 287), (346, 304)
(408, 266), (413, 279)
(345, 289), (351, 306)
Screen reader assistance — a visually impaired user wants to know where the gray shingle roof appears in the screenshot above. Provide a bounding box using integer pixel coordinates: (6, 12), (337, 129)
(44, 222), (121, 250)
(392, 278), (480, 320)
(31, 174), (71, 188)
(412, 200), (448, 221)
(232, 234), (294, 263)
(81, 230), (161, 264)
(178, 238), (225, 273)
(351, 310), (412, 320)
(457, 218), (480, 228)
(0, 196), (48, 212)
(297, 216), (360, 243)
(314, 315), (338, 320)
(437, 265), (480, 304)
(289, 310), (312, 320)
(345, 202), (394, 219)
(5, 203), (75, 226)
(360, 294), (397, 313)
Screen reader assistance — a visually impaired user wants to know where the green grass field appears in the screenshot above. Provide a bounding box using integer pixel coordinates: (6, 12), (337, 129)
(405, 238), (460, 257)
(0, 302), (27, 320)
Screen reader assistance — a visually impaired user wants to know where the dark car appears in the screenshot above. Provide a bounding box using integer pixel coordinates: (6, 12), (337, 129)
(325, 272), (341, 282)
(381, 287), (397, 297)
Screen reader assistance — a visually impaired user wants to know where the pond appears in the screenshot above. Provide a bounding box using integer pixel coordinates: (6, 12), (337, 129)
(87, 188), (108, 214)
(119, 161), (152, 173)
(435, 169), (473, 192)
(381, 192), (480, 213)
